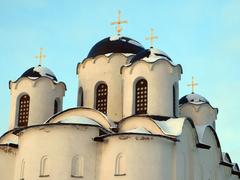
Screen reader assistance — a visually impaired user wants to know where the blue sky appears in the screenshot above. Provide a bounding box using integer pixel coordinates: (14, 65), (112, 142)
(0, 0), (240, 163)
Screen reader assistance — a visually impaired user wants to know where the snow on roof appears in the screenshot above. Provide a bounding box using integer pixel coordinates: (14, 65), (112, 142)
(195, 125), (208, 143)
(154, 118), (185, 136)
(195, 124), (216, 143)
(179, 93), (209, 105)
(125, 127), (152, 134)
(233, 163), (239, 171)
(109, 34), (122, 41)
(222, 152), (232, 163)
(59, 116), (101, 126)
(21, 66), (57, 81)
(142, 48), (170, 62)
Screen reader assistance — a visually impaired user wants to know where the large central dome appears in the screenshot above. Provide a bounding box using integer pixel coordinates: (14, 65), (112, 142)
(87, 35), (145, 58)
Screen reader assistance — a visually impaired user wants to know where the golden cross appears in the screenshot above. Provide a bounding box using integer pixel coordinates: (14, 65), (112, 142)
(35, 48), (46, 66)
(111, 10), (128, 35)
(187, 76), (198, 93)
(145, 28), (159, 48)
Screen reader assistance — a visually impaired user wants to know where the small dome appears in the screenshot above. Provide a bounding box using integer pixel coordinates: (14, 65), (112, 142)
(130, 47), (171, 64)
(21, 66), (57, 81)
(179, 93), (209, 105)
(87, 35), (145, 58)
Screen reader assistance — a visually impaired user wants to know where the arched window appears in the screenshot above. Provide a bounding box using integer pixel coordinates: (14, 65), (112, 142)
(40, 156), (49, 177)
(18, 94), (30, 127)
(54, 99), (59, 114)
(71, 155), (84, 178)
(115, 153), (126, 176)
(135, 79), (148, 114)
(173, 86), (176, 117)
(96, 83), (108, 114)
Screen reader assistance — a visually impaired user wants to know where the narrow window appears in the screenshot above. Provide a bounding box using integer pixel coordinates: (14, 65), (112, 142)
(78, 87), (84, 106)
(54, 99), (59, 114)
(96, 83), (108, 114)
(173, 86), (176, 117)
(40, 156), (49, 177)
(135, 79), (148, 114)
(18, 95), (30, 127)
(20, 159), (25, 180)
(115, 153), (126, 176)
(71, 155), (84, 178)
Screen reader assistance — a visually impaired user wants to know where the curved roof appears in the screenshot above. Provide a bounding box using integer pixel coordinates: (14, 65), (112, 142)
(179, 93), (210, 105)
(59, 116), (101, 126)
(130, 47), (172, 63)
(21, 65), (57, 81)
(87, 35), (145, 58)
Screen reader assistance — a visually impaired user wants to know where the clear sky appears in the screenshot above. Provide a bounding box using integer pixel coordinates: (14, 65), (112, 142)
(0, 0), (240, 163)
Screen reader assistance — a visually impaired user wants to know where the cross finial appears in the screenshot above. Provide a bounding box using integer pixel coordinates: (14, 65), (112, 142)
(187, 76), (198, 93)
(35, 48), (46, 66)
(111, 10), (128, 35)
(145, 28), (159, 48)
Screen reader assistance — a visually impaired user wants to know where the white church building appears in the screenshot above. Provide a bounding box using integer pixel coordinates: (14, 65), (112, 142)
(0, 14), (240, 180)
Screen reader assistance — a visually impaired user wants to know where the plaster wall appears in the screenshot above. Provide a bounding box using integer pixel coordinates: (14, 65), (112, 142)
(14, 125), (99, 180)
(9, 78), (65, 129)
(122, 61), (180, 118)
(0, 147), (16, 180)
(97, 135), (174, 180)
(179, 104), (217, 126)
(77, 54), (128, 122)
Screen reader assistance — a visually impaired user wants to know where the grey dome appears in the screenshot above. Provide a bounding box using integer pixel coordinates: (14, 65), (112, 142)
(87, 35), (145, 58)
(21, 65), (57, 81)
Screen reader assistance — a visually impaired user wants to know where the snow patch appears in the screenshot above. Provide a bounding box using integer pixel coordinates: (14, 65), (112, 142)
(128, 40), (143, 47)
(186, 93), (209, 105)
(154, 118), (185, 136)
(125, 127), (152, 134)
(142, 48), (171, 63)
(110, 35), (122, 41)
(59, 116), (101, 126)
(34, 66), (56, 79)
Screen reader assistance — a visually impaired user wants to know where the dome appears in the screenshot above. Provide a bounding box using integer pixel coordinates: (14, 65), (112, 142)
(130, 47), (172, 64)
(179, 93), (209, 105)
(87, 35), (145, 58)
(21, 65), (57, 81)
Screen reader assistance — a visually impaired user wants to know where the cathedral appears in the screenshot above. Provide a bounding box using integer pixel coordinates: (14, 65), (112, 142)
(0, 12), (239, 180)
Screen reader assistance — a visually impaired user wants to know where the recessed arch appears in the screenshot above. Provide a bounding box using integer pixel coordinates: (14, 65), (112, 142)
(71, 155), (84, 177)
(40, 155), (49, 177)
(115, 153), (126, 176)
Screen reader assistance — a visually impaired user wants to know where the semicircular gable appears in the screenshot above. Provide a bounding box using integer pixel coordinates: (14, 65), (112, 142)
(118, 116), (165, 135)
(0, 129), (18, 144)
(45, 107), (112, 130)
(202, 126), (222, 162)
(178, 118), (200, 147)
(108, 53), (128, 63)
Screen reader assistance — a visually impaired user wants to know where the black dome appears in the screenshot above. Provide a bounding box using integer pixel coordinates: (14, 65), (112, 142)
(21, 66), (57, 81)
(179, 93), (209, 105)
(87, 36), (145, 58)
(130, 48), (172, 64)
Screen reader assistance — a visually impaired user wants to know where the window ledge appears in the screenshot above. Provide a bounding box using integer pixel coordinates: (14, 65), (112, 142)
(71, 175), (84, 178)
(39, 175), (50, 177)
(114, 173), (126, 176)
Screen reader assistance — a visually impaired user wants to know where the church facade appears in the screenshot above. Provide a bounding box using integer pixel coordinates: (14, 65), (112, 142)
(0, 24), (239, 179)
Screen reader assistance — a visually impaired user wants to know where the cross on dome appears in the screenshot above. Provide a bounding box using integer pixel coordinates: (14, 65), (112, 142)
(35, 48), (46, 66)
(187, 76), (198, 93)
(145, 28), (159, 48)
(111, 10), (128, 35)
